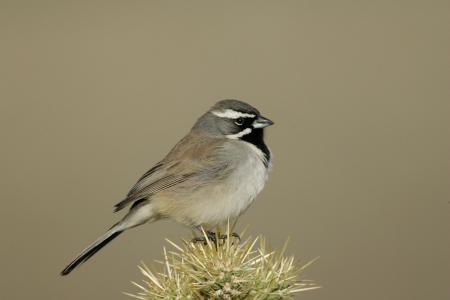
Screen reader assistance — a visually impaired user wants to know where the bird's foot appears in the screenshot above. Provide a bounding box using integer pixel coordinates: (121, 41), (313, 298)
(207, 231), (241, 243)
(191, 231), (240, 245)
(191, 236), (208, 244)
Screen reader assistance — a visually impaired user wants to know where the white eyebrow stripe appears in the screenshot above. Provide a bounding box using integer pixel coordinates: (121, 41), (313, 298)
(225, 128), (252, 139)
(211, 109), (256, 119)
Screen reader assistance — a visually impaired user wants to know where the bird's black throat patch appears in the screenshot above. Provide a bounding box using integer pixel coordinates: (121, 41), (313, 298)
(241, 128), (271, 167)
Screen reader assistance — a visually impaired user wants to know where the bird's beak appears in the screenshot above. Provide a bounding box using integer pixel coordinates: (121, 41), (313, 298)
(252, 115), (274, 128)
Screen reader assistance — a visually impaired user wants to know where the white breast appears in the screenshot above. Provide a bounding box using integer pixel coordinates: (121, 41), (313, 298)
(192, 141), (271, 226)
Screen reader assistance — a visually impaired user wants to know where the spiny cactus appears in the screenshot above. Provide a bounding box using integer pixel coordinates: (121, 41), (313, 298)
(126, 228), (319, 300)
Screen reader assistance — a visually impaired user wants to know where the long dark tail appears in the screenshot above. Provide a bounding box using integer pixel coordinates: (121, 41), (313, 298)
(61, 224), (123, 276)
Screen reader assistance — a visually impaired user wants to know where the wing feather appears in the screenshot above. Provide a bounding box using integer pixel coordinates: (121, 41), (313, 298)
(114, 171), (194, 212)
(113, 133), (229, 212)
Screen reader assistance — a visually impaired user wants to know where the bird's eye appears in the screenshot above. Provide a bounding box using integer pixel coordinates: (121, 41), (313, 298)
(234, 118), (244, 126)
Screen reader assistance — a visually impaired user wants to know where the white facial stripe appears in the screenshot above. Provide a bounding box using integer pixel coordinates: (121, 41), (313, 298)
(212, 109), (256, 119)
(225, 128), (252, 139)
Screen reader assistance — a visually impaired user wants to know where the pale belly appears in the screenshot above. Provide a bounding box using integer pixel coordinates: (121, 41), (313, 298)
(173, 143), (270, 227)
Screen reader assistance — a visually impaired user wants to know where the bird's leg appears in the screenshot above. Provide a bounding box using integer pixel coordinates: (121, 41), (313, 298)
(206, 231), (219, 243)
(191, 228), (241, 244)
(191, 228), (219, 244)
(191, 226), (207, 244)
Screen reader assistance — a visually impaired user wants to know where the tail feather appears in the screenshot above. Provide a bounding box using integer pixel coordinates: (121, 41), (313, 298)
(61, 203), (154, 276)
(61, 225), (123, 276)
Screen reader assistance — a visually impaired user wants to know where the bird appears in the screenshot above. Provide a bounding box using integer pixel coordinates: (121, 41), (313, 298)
(61, 99), (274, 276)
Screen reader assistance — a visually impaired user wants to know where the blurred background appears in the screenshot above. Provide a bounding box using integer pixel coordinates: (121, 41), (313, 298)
(1, 1), (449, 299)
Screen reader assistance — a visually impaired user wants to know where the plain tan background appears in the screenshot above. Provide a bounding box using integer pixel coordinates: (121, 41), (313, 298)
(1, 1), (449, 299)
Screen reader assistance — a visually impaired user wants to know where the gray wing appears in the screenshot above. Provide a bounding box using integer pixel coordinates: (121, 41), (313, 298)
(113, 160), (230, 212)
(113, 161), (196, 212)
(114, 133), (232, 212)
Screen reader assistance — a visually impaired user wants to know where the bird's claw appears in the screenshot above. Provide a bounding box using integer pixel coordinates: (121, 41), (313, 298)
(191, 231), (241, 245)
(230, 232), (241, 242)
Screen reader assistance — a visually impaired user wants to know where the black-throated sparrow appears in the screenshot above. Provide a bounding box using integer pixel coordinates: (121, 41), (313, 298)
(61, 99), (274, 275)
